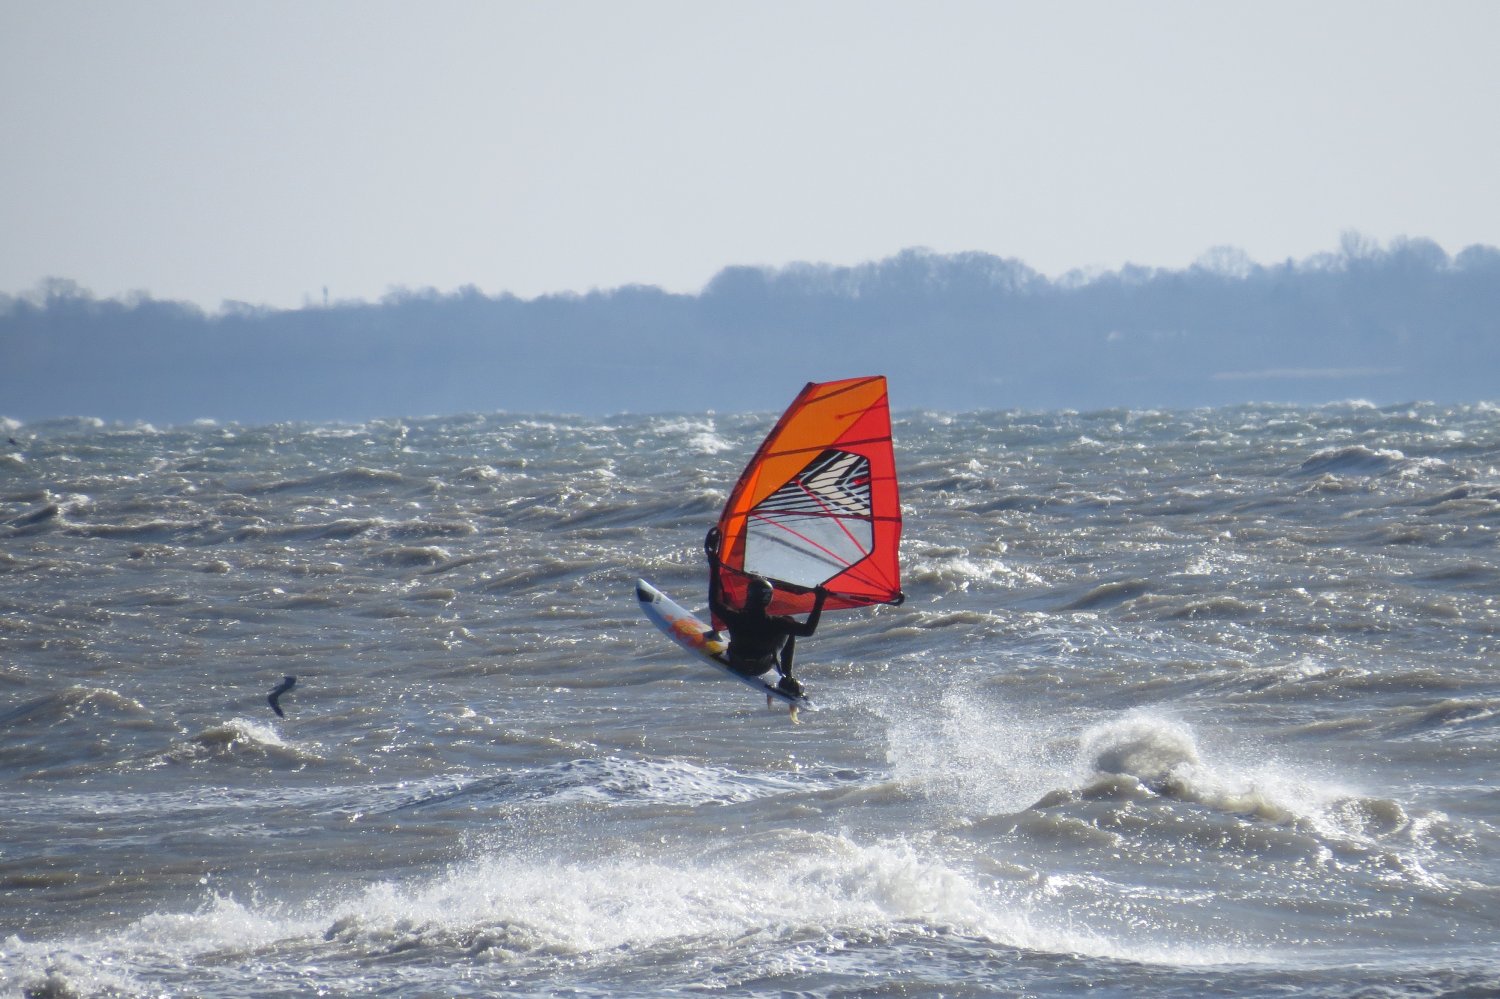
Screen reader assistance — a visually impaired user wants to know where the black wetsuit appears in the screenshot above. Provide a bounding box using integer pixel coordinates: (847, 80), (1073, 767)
(706, 551), (827, 680)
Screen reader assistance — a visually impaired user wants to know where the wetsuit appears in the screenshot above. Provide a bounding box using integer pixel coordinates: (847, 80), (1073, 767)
(705, 534), (827, 682)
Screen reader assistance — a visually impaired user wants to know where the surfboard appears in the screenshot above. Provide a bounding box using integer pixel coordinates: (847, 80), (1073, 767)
(635, 577), (814, 720)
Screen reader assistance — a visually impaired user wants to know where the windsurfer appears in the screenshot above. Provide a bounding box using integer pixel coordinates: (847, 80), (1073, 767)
(704, 528), (827, 697)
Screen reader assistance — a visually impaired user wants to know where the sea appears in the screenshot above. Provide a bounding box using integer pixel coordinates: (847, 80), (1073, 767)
(2, 400), (1498, 998)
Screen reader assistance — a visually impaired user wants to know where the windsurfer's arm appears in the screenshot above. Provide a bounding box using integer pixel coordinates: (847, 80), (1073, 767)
(786, 586), (828, 637)
(704, 528), (727, 618)
(778, 590), (823, 674)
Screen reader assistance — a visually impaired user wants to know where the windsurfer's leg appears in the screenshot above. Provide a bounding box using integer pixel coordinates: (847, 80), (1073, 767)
(727, 653), (777, 679)
(775, 638), (803, 697)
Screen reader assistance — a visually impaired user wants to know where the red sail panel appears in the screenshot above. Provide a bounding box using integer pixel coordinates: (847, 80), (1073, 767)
(714, 376), (903, 618)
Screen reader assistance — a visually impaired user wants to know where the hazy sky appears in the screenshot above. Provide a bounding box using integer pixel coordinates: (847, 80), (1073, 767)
(4, 1), (1498, 310)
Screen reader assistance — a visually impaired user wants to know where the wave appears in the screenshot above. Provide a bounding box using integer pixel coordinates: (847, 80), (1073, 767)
(1061, 578), (1152, 611)
(0, 685), (148, 729)
(392, 756), (843, 813)
(248, 466), (408, 495)
(7, 501), (60, 529)
(1410, 486), (1500, 522)
(1295, 445), (1408, 476)
(904, 546), (1041, 593)
(0, 686), (160, 779)
(1, 828), (1257, 999)
(159, 718), (324, 768)
(1081, 715), (1201, 783)
(1386, 696), (1500, 738)
(1064, 713), (1468, 873)
(884, 693), (1460, 871)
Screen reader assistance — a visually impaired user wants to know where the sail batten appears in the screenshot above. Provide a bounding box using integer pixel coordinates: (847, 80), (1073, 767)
(714, 376), (904, 617)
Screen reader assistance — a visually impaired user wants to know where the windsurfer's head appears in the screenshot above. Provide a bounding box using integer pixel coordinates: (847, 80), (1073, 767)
(746, 575), (774, 610)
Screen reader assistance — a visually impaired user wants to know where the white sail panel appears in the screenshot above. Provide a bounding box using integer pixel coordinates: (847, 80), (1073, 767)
(743, 449), (875, 588)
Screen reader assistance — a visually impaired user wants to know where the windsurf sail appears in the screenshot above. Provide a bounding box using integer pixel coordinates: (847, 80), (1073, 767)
(713, 376), (904, 619)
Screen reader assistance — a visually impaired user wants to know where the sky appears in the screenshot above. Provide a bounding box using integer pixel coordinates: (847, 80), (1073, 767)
(4, 1), (1499, 311)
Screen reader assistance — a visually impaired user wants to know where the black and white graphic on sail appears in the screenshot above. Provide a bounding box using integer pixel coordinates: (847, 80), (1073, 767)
(744, 449), (874, 587)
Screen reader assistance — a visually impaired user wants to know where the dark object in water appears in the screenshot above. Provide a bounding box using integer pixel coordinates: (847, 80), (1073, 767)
(268, 675), (296, 718)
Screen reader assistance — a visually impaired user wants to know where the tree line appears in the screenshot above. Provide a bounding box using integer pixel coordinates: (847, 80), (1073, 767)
(3, 235), (1498, 424)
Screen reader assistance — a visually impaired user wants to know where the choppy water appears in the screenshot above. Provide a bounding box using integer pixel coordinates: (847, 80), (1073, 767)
(2, 400), (1498, 998)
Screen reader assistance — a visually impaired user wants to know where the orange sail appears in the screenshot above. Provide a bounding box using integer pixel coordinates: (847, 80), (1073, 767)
(713, 376), (904, 618)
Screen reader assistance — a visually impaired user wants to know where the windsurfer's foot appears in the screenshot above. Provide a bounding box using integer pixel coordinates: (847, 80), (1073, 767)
(776, 675), (803, 698)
